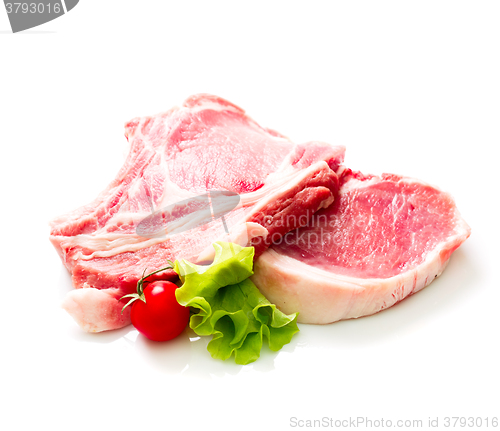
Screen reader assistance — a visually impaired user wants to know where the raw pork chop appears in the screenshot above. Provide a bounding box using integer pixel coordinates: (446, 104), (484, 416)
(50, 94), (345, 332)
(251, 171), (471, 323)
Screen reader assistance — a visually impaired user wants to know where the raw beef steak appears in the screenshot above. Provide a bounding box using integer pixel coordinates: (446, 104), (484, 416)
(50, 94), (345, 332)
(251, 171), (471, 323)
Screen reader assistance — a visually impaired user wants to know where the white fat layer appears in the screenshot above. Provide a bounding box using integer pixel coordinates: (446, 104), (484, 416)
(252, 214), (471, 324)
(186, 100), (241, 115)
(196, 222), (269, 264)
(61, 158), (337, 261)
(341, 174), (445, 195)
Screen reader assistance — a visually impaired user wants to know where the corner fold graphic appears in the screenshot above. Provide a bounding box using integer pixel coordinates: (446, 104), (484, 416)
(64, 0), (79, 12)
(3, 0), (79, 33)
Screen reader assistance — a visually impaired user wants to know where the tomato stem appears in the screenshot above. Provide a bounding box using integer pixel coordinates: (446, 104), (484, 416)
(120, 264), (174, 314)
(137, 265), (173, 296)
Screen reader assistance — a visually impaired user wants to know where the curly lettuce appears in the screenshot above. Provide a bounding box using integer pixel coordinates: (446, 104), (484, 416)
(174, 242), (299, 365)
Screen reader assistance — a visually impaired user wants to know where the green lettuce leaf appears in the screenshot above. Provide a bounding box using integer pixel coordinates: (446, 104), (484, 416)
(174, 242), (299, 365)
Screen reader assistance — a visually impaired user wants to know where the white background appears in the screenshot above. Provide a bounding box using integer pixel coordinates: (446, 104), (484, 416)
(1, 2), (499, 430)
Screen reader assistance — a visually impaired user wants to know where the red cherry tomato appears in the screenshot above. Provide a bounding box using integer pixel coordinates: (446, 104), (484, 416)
(130, 280), (190, 342)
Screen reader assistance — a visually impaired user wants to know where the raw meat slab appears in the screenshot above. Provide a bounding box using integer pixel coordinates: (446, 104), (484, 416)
(50, 94), (345, 332)
(251, 171), (471, 324)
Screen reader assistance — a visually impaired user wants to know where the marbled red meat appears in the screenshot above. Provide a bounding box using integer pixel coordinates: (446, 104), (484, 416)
(251, 171), (471, 324)
(50, 94), (344, 332)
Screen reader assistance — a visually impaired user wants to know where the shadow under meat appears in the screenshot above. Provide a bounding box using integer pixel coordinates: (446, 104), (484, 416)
(294, 246), (479, 349)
